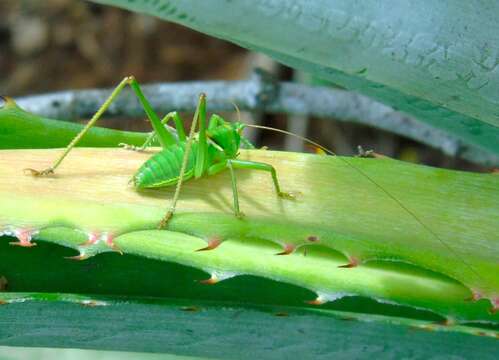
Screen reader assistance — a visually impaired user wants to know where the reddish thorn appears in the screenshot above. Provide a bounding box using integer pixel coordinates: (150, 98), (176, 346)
(9, 229), (37, 247)
(338, 256), (360, 268)
(465, 290), (482, 302)
(305, 297), (325, 306)
(0, 300), (7, 305)
(276, 243), (296, 255)
(489, 298), (499, 314)
(196, 237), (222, 252)
(9, 241), (36, 248)
(65, 253), (90, 261)
(307, 235), (319, 242)
(180, 306), (199, 312)
(434, 318), (454, 326)
(80, 232), (100, 246)
(274, 312), (289, 317)
(338, 263), (356, 268)
(105, 233), (123, 255)
(199, 276), (219, 285)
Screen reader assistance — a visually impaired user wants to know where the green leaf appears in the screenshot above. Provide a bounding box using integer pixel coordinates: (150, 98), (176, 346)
(1, 148), (498, 324)
(90, 0), (499, 158)
(0, 97), (149, 149)
(1, 292), (498, 358)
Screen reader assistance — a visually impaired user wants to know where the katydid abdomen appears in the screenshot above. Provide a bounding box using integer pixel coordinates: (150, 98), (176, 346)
(132, 142), (200, 188)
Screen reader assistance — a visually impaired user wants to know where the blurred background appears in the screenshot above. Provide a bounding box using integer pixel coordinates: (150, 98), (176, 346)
(0, 0), (483, 171)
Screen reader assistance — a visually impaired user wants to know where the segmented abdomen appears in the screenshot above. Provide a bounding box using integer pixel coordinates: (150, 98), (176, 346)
(132, 143), (198, 188)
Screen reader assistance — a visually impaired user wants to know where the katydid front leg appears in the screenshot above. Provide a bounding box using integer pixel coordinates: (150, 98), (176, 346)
(24, 76), (177, 176)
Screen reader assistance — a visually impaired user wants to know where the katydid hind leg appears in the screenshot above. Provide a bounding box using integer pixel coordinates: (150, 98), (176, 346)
(24, 77), (132, 176)
(127, 78), (176, 148)
(162, 112), (187, 142)
(25, 76), (176, 176)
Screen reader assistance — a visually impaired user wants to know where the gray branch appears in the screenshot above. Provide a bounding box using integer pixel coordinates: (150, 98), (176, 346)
(15, 70), (497, 166)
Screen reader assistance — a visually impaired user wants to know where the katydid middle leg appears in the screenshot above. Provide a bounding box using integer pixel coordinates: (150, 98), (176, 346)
(228, 159), (295, 199)
(119, 111), (187, 152)
(207, 159), (295, 218)
(24, 76), (177, 176)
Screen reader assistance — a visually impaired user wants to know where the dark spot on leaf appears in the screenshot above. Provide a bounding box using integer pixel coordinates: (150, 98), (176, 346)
(274, 312), (289, 317)
(0, 276), (7, 291)
(180, 306), (199, 312)
(339, 316), (356, 321)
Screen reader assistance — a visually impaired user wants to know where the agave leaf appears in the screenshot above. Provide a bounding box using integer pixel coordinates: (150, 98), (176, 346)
(0, 148), (497, 323)
(0, 100), (498, 356)
(0, 97), (149, 149)
(1, 291), (498, 358)
(90, 0), (499, 158)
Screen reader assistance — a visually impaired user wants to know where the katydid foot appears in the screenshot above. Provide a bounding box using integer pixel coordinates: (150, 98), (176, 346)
(278, 191), (297, 200)
(118, 143), (149, 152)
(119, 130), (155, 152)
(23, 167), (55, 177)
(158, 211), (173, 229)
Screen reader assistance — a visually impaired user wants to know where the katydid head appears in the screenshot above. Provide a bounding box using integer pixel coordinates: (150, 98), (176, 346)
(208, 115), (244, 158)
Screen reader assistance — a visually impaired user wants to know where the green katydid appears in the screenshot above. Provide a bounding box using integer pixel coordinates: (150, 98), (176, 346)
(24, 76), (295, 227)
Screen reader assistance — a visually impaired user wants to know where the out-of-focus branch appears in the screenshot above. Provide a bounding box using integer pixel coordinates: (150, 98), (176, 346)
(14, 70), (497, 166)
